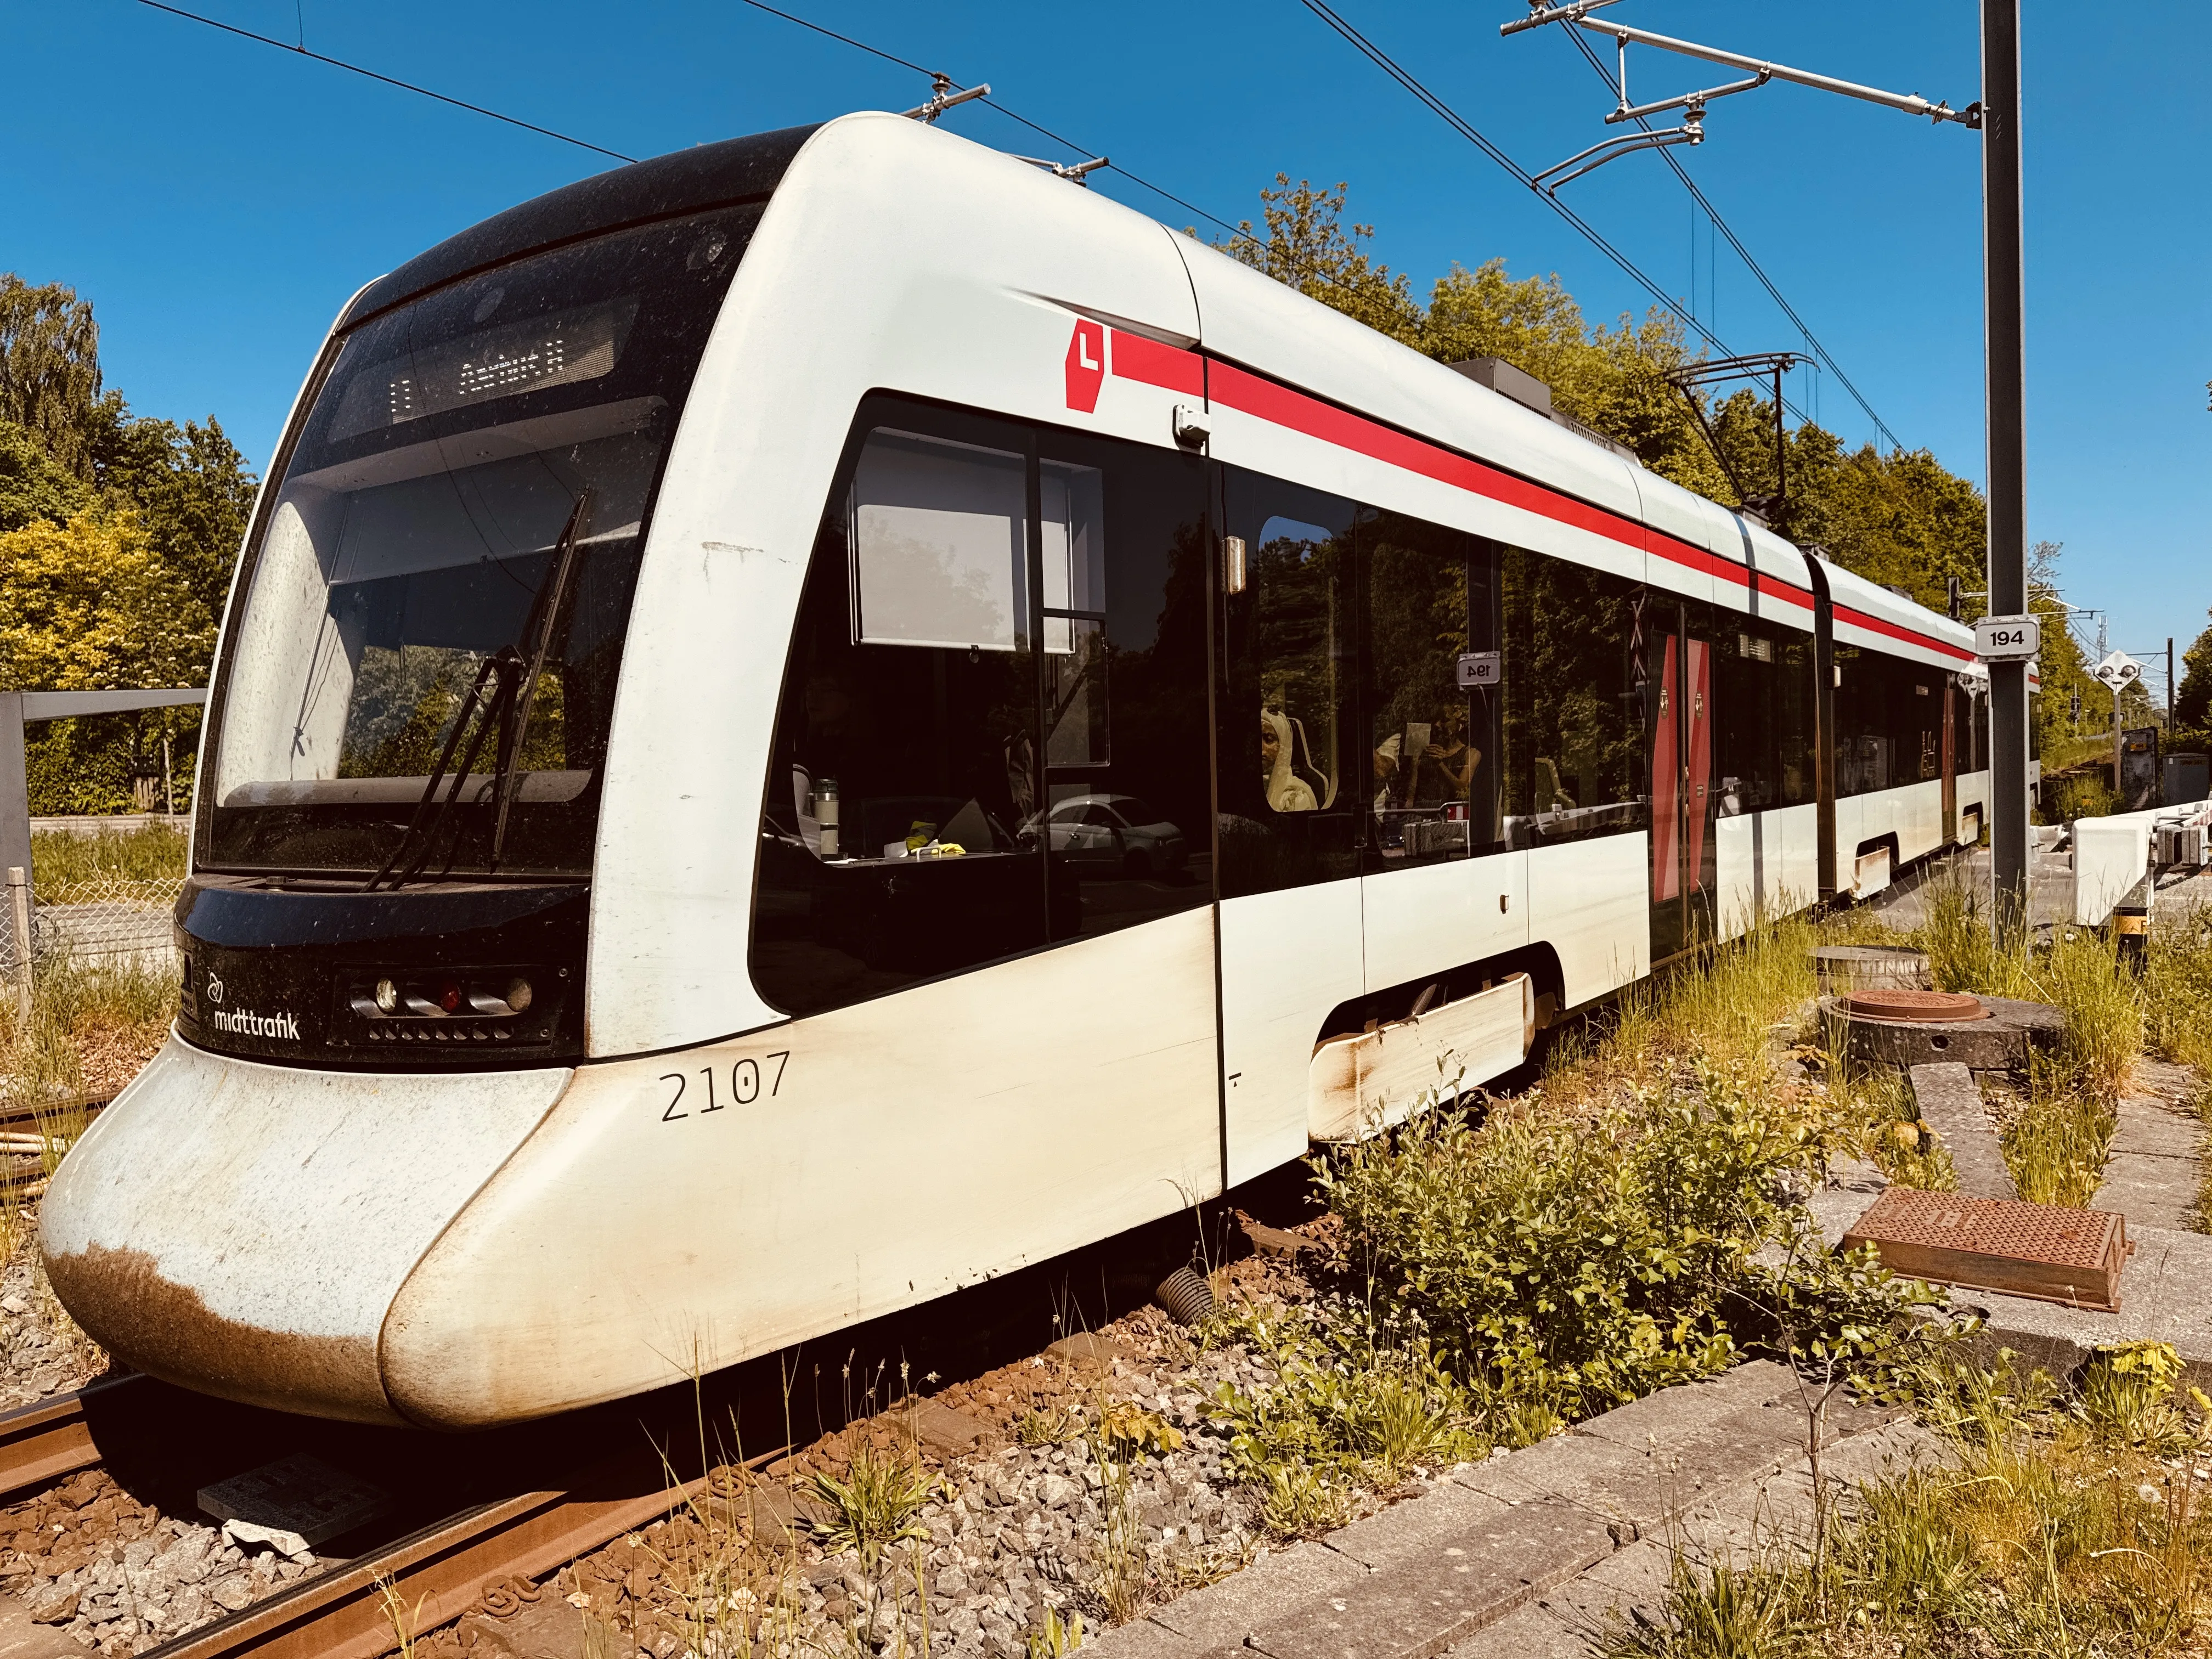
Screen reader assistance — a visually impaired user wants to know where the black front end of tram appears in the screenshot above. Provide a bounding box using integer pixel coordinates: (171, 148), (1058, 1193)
(178, 127), (817, 1070)
(174, 877), (588, 1069)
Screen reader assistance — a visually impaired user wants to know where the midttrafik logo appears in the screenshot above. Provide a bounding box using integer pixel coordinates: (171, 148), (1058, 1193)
(210, 1005), (300, 1041)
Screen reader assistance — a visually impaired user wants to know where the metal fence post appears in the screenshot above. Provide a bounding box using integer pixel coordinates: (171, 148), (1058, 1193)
(6, 867), (30, 1028)
(0, 692), (30, 987)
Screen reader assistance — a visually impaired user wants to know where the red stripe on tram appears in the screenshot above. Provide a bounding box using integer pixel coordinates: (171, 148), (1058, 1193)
(1109, 333), (1970, 663)
(1106, 330), (1205, 397)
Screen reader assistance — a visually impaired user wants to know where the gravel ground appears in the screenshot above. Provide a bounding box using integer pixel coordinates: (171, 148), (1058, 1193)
(0, 1468), (322, 1655)
(404, 1224), (1429, 1659)
(0, 1223), (300, 1659)
(0, 1220), (1362, 1659)
(0, 1224), (107, 1413)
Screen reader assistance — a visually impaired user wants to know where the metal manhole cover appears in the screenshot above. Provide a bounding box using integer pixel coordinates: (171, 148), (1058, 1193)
(1841, 1187), (2129, 1311)
(1840, 989), (1990, 1023)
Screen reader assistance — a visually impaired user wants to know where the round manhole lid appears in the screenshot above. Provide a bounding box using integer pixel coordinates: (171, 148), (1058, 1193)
(1841, 989), (1990, 1023)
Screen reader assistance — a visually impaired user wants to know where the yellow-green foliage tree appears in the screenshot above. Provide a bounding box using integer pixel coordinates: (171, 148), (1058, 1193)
(0, 512), (216, 814)
(0, 511), (215, 692)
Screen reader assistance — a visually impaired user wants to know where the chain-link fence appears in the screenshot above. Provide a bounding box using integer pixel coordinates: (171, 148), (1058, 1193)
(14, 876), (185, 973)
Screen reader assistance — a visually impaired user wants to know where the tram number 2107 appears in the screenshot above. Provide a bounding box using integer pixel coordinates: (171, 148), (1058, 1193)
(660, 1053), (791, 1121)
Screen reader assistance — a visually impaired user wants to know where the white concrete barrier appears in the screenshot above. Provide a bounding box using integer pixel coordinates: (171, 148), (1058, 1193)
(2073, 794), (2212, 925)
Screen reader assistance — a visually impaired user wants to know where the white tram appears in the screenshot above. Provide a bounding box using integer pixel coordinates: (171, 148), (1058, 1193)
(44, 114), (1994, 1429)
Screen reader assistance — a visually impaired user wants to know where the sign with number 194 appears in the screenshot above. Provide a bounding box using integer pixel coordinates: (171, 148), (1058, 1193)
(1973, 616), (2040, 661)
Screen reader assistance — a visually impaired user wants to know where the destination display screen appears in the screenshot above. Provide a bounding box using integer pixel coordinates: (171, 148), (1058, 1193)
(328, 296), (637, 440)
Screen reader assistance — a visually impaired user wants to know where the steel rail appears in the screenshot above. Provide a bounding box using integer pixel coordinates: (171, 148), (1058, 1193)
(0, 1381), (121, 1502)
(139, 1480), (705, 1659)
(0, 1092), (110, 1134)
(0, 1378), (788, 1659)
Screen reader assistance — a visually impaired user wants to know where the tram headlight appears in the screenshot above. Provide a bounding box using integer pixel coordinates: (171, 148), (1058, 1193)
(504, 977), (534, 1014)
(374, 978), (399, 1014)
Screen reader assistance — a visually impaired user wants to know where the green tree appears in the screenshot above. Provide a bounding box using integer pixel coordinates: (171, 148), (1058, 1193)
(2174, 608), (2212, 742)
(2022, 541), (2104, 761)
(89, 407), (256, 619)
(0, 510), (217, 814)
(1224, 176), (1425, 345)
(0, 511), (215, 692)
(0, 274), (104, 477)
(0, 419), (92, 532)
(0, 271), (257, 625)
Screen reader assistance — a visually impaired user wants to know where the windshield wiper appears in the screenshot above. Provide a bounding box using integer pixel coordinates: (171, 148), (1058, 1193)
(488, 492), (590, 870)
(361, 490), (593, 891)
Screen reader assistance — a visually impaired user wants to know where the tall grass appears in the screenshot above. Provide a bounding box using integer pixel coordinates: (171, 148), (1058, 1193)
(0, 953), (177, 1110)
(27, 823), (188, 896)
(2146, 905), (2212, 1075)
(1538, 915), (1821, 1112)
(1918, 872), (2035, 998)
(2042, 769), (2120, 823)
(2036, 926), (2143, 1103)
(1606, 1355), (2212, 1658)
(1914, 882), (2152, 1205)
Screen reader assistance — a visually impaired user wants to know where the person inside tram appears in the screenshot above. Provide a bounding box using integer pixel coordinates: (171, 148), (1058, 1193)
(1261, 707), (1320, 813)
(1373, 702), (1479, 811)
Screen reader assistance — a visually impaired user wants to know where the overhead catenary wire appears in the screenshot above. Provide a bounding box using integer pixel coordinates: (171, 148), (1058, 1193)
(729, 2), (1292, 263)
(1561, 25), (1903, 451)
(1291, 0), (1822, 427)
(730, 0), (1410, 311)
(135, 0), (1815, 440)
(132, 0), (636, 162)
(134, 0), (1281, 287)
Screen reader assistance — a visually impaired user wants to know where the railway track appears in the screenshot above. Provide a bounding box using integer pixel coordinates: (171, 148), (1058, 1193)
(0, 1093), (110, 1136)
(0, 1373), (725, 1659)
(0, 1176), (1234, 1659)
(0, 1094), (105, 1203)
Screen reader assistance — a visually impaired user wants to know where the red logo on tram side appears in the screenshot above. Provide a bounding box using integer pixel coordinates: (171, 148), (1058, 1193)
(1065, 318), (1106, 412)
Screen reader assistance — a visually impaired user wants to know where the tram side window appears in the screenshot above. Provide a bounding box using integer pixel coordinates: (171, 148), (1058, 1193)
(1033, 425), (1211, 945)
(1833, 646), (1884, 797)
(1217, 470), (1361, 899)
(1711, 619), (1815, 814)
(1499, 545), (1645, 844)
(752, 400), (1211, 1019)
(1908, 667), (1941, 782)
(754, 413), (1047, 1019)
(1835, 645), (1943, 797)
(1362, 512), (1499, 868)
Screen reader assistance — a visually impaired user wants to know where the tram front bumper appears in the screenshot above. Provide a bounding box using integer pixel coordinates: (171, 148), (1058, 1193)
(40, 1036), (569, 1426)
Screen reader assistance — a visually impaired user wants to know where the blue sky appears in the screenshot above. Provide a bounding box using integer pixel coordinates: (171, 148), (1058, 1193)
(7, 2), (2207, 682)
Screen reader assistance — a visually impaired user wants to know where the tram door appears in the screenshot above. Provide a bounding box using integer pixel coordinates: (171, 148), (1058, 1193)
(1940, 679), (1959, 844)
(1647, 613), (1716, 962)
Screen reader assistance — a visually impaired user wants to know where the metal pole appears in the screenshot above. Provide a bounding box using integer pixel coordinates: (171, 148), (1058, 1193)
(2113, 685), (2123, 795)
(1983, 0), (2029, 930)
(5, 868), (29, 1029)
(0, 693), (31, 984)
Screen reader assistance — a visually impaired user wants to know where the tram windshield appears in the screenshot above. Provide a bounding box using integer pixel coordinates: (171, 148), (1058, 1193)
(201, 205), (758, 878)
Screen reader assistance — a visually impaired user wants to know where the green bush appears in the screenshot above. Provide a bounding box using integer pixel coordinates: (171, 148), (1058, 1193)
(1317, 1063), (1848, 1423)
(1209, 1302), (1488, 1535)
